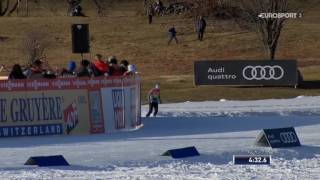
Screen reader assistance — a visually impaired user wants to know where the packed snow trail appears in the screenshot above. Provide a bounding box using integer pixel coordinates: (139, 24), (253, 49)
(0, 96), (320, 179)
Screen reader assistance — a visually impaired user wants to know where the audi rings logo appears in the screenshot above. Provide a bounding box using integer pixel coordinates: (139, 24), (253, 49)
(279, 132), (298, 143)
(242, 66), (284, 80)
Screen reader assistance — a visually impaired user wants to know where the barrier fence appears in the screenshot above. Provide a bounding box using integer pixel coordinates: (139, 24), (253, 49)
(0, 76), (141, 138)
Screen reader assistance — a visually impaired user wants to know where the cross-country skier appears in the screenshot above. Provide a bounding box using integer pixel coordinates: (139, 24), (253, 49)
(146, 83), (161, 117)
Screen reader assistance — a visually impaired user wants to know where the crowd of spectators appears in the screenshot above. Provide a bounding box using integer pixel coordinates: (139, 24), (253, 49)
(146, 0), (207, 43)
(7, 54), (137, 80)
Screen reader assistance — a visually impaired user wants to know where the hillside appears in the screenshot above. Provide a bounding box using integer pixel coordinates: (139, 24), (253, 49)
(0, 0), (320, 102)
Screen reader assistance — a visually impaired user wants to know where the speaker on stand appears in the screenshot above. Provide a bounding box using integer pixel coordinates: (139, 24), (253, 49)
(71, 24), (90, 60)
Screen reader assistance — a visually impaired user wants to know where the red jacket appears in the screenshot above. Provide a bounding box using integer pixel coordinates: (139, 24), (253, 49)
(93, 60), (109, 74)
(148, 88), (160, 103)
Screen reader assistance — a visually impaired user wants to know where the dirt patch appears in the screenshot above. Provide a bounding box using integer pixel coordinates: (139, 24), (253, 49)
(0, 36), (10, 42)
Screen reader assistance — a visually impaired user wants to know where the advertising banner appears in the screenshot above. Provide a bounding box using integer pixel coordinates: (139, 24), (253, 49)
(255, 127), (301, 148)
(194, 60), (297, 86)
(0, 90), (90, 137)
(100, 76), (141, 133)
(88, 90), (104, 134)
(0, 76), (141, 138)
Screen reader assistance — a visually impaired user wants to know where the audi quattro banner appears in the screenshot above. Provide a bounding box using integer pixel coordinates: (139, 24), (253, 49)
(194, 60), (297, 86)
(0, 76), (142, 138)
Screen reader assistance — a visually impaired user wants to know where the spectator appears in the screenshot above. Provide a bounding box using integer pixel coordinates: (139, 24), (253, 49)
(24, 59), (57, 79)
(119, 60), (129, 74)
(24, 59), (45, 79)
(68, 60), (77, 72)
(147, 4), (155, 24)
(108, 55), (116, 63)
(196, 16), (207, 41)
(71, 5), (85, 17)
(108, 57), (122, 76)
(146, 83), (161, 117)
(168, 24), (178, 44)
(61, 60), (77, 77)
(155, 0), (164, 16)
(123, 64), (137, 76)
(9, 64), (26, 80)
(77, 59), (92, 77)
(93, 54), (109, 76)
(23, 65), (32, 78)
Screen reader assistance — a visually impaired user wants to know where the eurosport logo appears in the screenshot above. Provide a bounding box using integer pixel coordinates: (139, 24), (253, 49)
(258, 13), (303, 19)
(242, 65), (284, 80)
(279, 132), (298, 143)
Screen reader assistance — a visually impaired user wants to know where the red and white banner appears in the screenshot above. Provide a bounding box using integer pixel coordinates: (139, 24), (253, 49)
(100, 76), (142, 133)
(0, 76), (141, 137)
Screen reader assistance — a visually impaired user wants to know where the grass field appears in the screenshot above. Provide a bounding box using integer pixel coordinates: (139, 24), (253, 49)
(0, 0), (319, 103)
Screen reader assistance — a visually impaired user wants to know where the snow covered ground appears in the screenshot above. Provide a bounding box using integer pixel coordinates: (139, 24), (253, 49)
(0, 96), (320, 180)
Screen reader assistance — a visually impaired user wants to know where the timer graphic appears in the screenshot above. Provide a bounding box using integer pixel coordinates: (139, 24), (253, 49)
(233, 155), (271, 165)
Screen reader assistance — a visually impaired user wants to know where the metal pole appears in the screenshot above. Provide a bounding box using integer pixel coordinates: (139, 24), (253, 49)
(122, 78), (125, 129)
(26, 0), (28, 16)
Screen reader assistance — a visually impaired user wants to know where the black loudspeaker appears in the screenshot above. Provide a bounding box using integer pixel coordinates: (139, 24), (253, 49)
(72, 24), (90, 53)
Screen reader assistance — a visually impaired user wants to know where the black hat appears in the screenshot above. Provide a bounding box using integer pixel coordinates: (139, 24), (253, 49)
(81, 59), (90, 67)
(120, 60), (129, 67)
(110, 58), (118, 65)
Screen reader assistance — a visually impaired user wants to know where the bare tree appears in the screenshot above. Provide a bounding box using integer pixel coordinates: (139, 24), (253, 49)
(93, 0), (103, 16)
(22, 31), (50, 65)
(240, 0), (289, 60)
(8, 0), (19, 16)
(0, 0), (17, 16)
(0, 0), (9, 16)
(93, 0), (112, 16)
(0, 0), (29, 16)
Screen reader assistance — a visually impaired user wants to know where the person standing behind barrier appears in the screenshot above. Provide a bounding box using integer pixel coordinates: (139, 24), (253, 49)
(77, 59), (92, 77)
(168, 25), (178, 44)
(119, 60), (129, 75)
(146, 83), (161, 117)
(9, 64), (26, 79)
(123, 64), (137, 76)
(108, 56), (122, 76)
(24, 59), (44, 79)
(93, 54), (109, 76)
(25, 59), (56, 79)
(60, 60), (77, 77)
(196, 16), (207, 41)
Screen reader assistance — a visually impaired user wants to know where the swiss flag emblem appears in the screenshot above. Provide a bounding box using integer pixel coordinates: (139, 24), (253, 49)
(64, 102), (79, 134)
